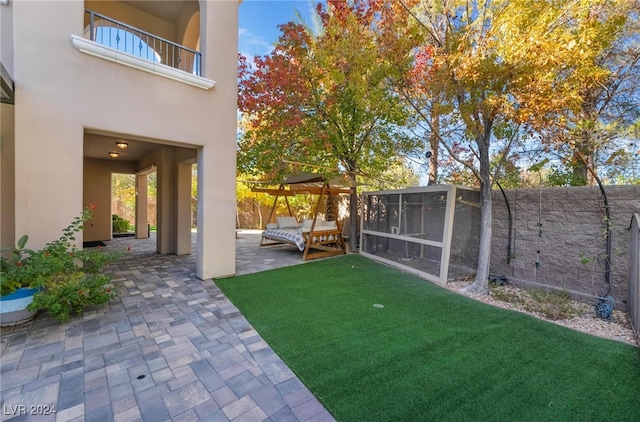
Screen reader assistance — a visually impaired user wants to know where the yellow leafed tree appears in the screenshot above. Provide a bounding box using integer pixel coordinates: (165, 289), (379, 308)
(383, 0), (629, 291)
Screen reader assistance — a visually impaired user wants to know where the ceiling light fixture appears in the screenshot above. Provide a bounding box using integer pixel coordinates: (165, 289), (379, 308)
(116, 142), (129, 149)
(109, 152), (119, 158)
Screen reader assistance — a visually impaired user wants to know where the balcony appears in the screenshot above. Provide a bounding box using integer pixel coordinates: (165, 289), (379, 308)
(73, 8), (213, 89)
(86, 9), (200, 75)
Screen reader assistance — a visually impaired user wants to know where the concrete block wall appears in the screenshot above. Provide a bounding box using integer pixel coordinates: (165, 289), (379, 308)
(491, 185), (640, 310)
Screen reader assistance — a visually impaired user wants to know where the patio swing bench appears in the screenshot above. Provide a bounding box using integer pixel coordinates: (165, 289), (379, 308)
(253, 172), (348, 261)
(261, 217), (345, 260)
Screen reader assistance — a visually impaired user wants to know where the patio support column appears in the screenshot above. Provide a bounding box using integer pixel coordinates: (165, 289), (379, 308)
(196, 144), (235, 280)
(157, 147), (176, 254)
(176, 162), (192, 255)
(195, 0), (237, 280)
(135, 173), (148, 239)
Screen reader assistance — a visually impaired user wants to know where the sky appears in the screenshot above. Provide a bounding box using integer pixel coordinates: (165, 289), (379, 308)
(238, 0), (321, 63)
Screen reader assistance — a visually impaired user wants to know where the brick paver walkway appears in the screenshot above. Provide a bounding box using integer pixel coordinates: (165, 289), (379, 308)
(0, 232), (334, 421)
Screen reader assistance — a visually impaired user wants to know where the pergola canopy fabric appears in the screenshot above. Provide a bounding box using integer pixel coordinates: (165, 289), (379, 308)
(249, 171), (352, 196)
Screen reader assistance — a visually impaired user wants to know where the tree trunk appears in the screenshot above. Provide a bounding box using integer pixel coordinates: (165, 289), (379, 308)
(349, 175), (358, 253)
(428, 112), (439, 184)
(571, 143), (591, 186)
(465, 178), (492, 293)
(572, 90), (598, 186)
(464, 129), (493, 293)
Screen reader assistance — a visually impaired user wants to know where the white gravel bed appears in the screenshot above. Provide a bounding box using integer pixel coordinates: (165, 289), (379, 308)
(443, 281), (638, 347)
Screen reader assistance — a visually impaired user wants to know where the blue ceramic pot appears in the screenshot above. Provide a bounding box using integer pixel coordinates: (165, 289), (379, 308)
(0, 287), (38, 327)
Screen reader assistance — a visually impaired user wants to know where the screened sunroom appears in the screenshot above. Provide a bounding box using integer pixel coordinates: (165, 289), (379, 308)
(360, 185), (481, 284)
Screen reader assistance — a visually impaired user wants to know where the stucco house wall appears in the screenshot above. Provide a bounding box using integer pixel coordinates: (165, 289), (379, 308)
(2, 0), (238, 279)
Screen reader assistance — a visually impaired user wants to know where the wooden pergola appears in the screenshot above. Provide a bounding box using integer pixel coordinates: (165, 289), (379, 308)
(251, 172), (350, 260)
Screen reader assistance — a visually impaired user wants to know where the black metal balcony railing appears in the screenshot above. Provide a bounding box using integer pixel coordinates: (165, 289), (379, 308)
(85, 9), (201, 76)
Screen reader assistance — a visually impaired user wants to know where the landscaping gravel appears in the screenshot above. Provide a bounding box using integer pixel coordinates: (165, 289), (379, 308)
(444, 281), (637, 347)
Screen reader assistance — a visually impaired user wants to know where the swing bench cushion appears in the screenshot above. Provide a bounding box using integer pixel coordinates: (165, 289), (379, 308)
(262, 218), (341, 252)
(304, 219), (337, 231)
(276, 216), (300, 229)
(263, 217), (301, 243)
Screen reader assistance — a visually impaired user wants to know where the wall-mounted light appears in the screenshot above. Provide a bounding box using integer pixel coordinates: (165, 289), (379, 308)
(108, 152), (119, 158)
(116, 142), (129, 149)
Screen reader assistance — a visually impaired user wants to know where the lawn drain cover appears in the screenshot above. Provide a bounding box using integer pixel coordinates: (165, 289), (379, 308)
(373, 304), (384, 308)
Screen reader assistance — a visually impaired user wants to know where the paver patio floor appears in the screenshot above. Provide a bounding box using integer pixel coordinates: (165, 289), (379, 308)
(0, 231), (334, 422)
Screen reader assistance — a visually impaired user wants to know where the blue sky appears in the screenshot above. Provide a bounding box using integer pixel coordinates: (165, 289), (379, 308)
(239, 0), (321, 63)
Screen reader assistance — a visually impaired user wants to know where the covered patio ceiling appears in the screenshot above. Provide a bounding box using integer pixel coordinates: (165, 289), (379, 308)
(84, 133), (162, 162)
(84, 132), (197, 163)
(123, 0), (193, 22)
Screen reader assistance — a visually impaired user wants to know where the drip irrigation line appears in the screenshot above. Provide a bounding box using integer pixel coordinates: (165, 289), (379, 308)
(594, 175), (612, 295)
(495, 181), (513, 265)
(572, 149), (612, 295)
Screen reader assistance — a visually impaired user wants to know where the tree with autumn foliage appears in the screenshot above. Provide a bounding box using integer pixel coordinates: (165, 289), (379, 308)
(535, 0), (640, 186)
(378, 0), (629, 292)
(238, 0), (420, 252)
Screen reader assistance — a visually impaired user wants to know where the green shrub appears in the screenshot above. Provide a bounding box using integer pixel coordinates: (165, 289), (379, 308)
(0, 206), (122, 323)
(29, 272), (117, 323)
(112, 214), (130, 233)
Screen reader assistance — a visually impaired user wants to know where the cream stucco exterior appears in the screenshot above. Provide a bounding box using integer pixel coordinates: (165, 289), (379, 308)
(0, 0), (238, 279)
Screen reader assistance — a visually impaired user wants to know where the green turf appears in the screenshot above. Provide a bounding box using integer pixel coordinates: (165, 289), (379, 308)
(216, 255), (640, 421)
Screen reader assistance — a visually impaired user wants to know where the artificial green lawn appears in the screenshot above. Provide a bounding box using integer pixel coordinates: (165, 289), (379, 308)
(216, 255), (640, 421)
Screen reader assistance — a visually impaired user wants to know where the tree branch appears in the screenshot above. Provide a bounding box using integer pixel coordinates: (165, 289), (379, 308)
(395, 82), (482, 181)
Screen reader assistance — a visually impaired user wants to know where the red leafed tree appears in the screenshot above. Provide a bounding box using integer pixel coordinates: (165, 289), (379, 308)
(238, 0), (421, 251)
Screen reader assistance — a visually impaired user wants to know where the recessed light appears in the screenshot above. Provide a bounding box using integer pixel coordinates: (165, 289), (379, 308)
(109, 152), (119, 158)
(116, 142), (129, 149)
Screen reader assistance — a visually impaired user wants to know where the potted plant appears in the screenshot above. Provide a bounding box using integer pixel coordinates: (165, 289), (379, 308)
(0, 234), (40, 326)
(0, 205), (121, 325)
